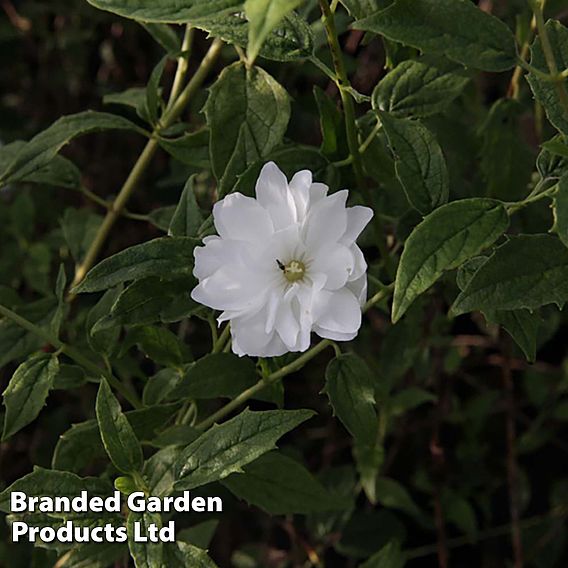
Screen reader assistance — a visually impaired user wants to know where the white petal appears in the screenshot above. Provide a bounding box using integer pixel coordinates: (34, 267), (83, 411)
(313, 288), (362, 339)
(349, 245), (368, 282)
(308, 182), (329, 207)
(346, 272), (368, 306)
(213, 192), (274, 243)
(310, 244), (355, 290)
(193, 238), (246, 281)
(289, 170), (312, 220)
(303, 190), (348, 252)
(255, 162), (297, 230)
(231, 309), (289, 357)
(342, 206), (374, 244)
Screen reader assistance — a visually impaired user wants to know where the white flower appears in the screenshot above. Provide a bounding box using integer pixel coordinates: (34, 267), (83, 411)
(191, 162), (373, 357)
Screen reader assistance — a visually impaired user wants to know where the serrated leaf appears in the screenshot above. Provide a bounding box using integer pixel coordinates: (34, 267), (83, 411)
(487, 309), (541, 362)
(373, 57), (469, 118)
(93, 276), (197, 329)
(74, 236), (198, 293)
(0, 111), (143, 187)
(222, 451), (346, 514)
(96, 379), (144, 474)
(53, 404), (180, 473)
(452, 234), (568, 315)
(174, 409), (314, 490)
(205, 62), (290, 196)
(245, 0), (302, 64)
(165, 541), (219, 567)
(169, 175), (203, 237)
(2, 353), (59, 440)
(554, 173), (568, 247)
(324, 354), (377, 447)
(354, 0), (516, 72)
(86, 0), (242, 23)
(158, 129), (211, 168)
(527, 20), (568, 136)
(127, 511), (163, 568)
(86, 286), (123, 356)
(0, 467), (112, 513)
(393, 198), (509, 322)
(378, 111), (448, 214)
(169, 353), (258, 400)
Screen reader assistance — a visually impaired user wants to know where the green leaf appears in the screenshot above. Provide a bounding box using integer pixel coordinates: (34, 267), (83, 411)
(222, 451), (346, 514)
(86, 286), (123, 356)
(0, 298), (57, 368)
(554, 173), (568, 247)
(165, 541), (219, 567)
(339, 0), (380, 19)
(73, 236), (198, 293)
(158, 129), (211, 168)
(96, 379), (144, 474)
(120, 325), (187, 367)
(378, 111), (449, 214)
(103, 87), (150, 122)
(127, 511), (163, 568)
(2, 353), (59, 440)
(527, 20), (568, 136)
(0, 111), (143, 187)
(145, 56), (167, 125)
(141, 22), (180, 54)
(353, 0), (516, 72)
(55, 543), (126, 568)
(170, 353), (258, 400)
(389, 387), (436, 417)
(373, 57), (469, 118)
(374, 477), (423, 520)
(542, 137), (568, 160)
(169, 175), (203, 237)
(314, 85), (345, 157)
(174, 408), (314, 490)
(360, 542), (406, 568)
(61, 207), (104, 263)
(53, 404), (180, 473)
(197, 11), (313, 62)
(86, 0), (242, 24)
(205, 62), (290, 196)
(452, 234), (568, 315)
(0, 467), (112, 513)
(93, 276), (198, 329)
(479, 99), (533, 201)
(177, 520), (219, 549)
(487, 309), (541, 362)
(0, 141), (80, 189)
(393, 198), (509, 322)
(324, 354), (377, 447)
(244, 0), (302, 64)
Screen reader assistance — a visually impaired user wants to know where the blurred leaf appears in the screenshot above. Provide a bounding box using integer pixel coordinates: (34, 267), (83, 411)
(174, 408), (314, 490)
(205, 62), (290, 196)
(527, 20), (568, 136)
(373, 57), (469, 118)
(86, 286), (123, 356)
(314, 85), (345, 157)
(378, 111), (449, 214)
(177, 520), (219, 550)
(2, 353), (58, 440)
(222, 451), (348, 514)
(360, 542), (406, 568)
(169, 175), (203, 237)
(61, 208), (103, 263)
(74, 237), (198, 293)
(452, 234), (568, 314)
(393, 198), (509, 322)
(553, 173), (568, 247)
(374, 477), (423, 520)
(144, 56), (167, 125)
(120, 325), (188, 367)
(389, 387), (436, 417)
(96, 379), (144, 474)
(141, 22), (180, 54)
(354, 0), (517, 72)
(165, 541), (219, 567)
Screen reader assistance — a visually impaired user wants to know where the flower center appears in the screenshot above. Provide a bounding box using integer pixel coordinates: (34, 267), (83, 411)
(280, 259), (306, 283)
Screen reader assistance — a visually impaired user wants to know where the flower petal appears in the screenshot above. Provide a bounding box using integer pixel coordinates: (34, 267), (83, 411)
(289, 169), (312, 220)
(231, 308), (289, 357)
(313, 287), (362, 340)
(303, 190), (348, 252)
(255, 162), (297, 230)
(310, 243), (355, 290)
(341, 206), (374, 245)
(213, 192), (274, 243)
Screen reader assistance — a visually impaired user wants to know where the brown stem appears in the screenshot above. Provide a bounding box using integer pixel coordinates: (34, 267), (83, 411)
(502, 334), (524, 567)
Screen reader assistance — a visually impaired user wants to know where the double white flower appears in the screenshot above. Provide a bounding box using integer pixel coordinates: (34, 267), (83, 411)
(191, 162), (373, 357)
